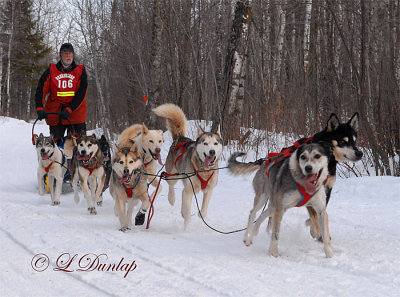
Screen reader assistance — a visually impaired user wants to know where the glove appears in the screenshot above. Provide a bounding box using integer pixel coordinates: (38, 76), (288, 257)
(37, 110), (47, 120)
(59, 110), (70, 120)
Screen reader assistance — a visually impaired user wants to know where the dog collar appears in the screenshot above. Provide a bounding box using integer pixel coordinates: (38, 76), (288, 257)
(144, 159), (153, 168)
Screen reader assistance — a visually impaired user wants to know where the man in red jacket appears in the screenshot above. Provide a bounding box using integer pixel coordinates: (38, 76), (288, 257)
(35, 43), (88, 146)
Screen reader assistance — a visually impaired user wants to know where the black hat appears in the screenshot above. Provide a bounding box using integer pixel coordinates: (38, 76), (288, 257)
(60, 43), (74, 54)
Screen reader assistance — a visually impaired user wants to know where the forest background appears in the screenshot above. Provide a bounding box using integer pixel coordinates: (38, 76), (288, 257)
(0, 0), (399, 176)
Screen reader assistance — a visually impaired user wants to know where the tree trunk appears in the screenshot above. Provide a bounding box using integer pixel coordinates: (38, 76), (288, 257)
(145, 0), (163, 129)
(6, 1), (15, 117)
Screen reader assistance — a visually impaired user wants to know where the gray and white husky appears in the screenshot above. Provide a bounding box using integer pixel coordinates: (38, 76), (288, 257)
(153, 103), (223, 229)
(229, 143), (332, 258)
(36, 133), (67, 205)
(70, 135), (106, 215)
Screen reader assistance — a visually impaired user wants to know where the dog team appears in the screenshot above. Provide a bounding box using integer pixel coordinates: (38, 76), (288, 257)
(36, 103), (362, 258)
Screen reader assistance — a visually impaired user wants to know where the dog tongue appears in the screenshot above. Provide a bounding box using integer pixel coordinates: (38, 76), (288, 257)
(204, 156), (214, 168)
(41, 153), (49, 160)
(157, 154), (163, 165)
(120, 175), (129, 184)
(103, 156), (110, 161)
(304, 174), (318, 194)
(77, 155), (90, 161)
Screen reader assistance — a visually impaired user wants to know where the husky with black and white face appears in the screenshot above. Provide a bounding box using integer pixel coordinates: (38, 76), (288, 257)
(36, 133), (67, 205)
(153, 103), (223, 229)
(70, 135), (105, 215)
(229, 143), (332, 258)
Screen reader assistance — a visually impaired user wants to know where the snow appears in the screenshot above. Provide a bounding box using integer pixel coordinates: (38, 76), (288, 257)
(1, 116), (399, 297)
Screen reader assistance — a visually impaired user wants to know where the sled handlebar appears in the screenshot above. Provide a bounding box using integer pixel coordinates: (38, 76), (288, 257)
(32, 112), (77, 145)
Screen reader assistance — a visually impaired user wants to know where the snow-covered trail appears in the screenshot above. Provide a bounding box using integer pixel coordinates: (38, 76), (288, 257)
(1, 117), (399, 297)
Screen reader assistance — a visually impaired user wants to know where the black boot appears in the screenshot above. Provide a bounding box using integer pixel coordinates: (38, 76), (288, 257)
(135, 209), (146, 225)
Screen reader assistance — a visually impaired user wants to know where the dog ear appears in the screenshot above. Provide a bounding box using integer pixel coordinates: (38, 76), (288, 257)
(197, 125), (205, 136)
(91, 134), (97, 139)
(80, 131), (86, 138)
(39, 133), (44, 138)
(216, 125), (221, 137)
(142, 123), (149, 135)
(327, 113), (340, 132)
(348, 112), (360, 133)
(100, 134), (106, 141)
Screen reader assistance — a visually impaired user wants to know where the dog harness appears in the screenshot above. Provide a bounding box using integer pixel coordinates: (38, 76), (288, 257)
(44, 161), (54, 173)
(294, 176), (328, 207)
(265, 137), (313, 177)
(294, 182), (319, 207)
(85, 159), (99, 176)
(122, 175), (141, 198)
(174, 141), (189, 166)
(193, 168), (214, 190)
(43, 148), (66, 173)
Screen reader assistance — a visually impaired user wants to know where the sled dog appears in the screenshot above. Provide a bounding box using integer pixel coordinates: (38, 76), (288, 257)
(98, 134), (112, 205)
(36, 133), (67, 205)
(229, 113), (363, 253)
(109, 145), (149, 231)
(118, 123), (164, 200)
(304, 113), (363, 240)
(230, 143), (332, 257)
(153, 103), (223, 228)
(70, 134), (106, 215)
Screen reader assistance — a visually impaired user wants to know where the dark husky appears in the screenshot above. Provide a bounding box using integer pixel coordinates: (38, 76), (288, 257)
(153, 103), (223, 229)
(98, 134), (112, 206)
(230, 143), (332, 257)
(229, 113), (363, 246)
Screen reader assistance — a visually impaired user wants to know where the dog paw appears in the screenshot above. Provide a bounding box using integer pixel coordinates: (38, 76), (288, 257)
(119, 227), (130, 232)
(325, 247), (334, 258)
(243, 238), (253, 246)
(52, 201), (60, 206)
(135, 211), (145, 225)
(269, 249), (280, 258)
(88, 207), (97, 215)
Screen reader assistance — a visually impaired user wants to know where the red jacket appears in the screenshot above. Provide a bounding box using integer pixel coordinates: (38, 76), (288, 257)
(35, 61), (88, 126)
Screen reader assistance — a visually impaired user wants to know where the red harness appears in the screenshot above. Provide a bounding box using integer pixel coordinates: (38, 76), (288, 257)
(295, 176), (328, 207)
(193, 168), (214, 190)
(121, 175), (141, 198)
(85, 159), (99, 176)
(44, 161), (54, 173)
(265, 137), (313, 176)
(174, 141), (188, 166)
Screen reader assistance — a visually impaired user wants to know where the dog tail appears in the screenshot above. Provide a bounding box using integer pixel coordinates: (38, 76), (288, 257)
(228, 152), (261, 175)
(153, 103), (187, 140)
